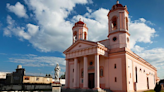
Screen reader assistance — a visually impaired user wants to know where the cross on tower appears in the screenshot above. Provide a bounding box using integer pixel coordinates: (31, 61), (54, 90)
(117, 0), (119, 4)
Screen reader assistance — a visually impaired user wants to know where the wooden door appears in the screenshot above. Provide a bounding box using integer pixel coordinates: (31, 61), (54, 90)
(88, 73), (94, 89)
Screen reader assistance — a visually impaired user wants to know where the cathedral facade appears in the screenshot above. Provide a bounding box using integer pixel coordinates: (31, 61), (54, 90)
(63, 1), (157, 92)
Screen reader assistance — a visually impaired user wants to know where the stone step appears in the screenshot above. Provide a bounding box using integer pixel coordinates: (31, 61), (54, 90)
(61, 88), (112, 92)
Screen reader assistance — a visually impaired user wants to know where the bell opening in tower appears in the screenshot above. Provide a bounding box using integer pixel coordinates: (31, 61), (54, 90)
(111, 16), (117, 30)
(84, 32), (87, 40)
(73, 31), (77, 43)
(126, 17), (128, 31)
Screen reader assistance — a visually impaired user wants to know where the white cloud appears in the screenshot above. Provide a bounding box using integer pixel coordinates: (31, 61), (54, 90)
(4, 0), (164, 78)
(27, 24), (39, 36)
(4, 1), (156, 53)
(129, 18), (156, 48)
(136, 18), (155, 26)
(139, 18), (146, 23)
(132, 45), (144, 53)
(86, 7), (92, 13)
(132, 45), (164, 78)
(87, 0), (93, 4)
(23, 0), (92, 52)
(134, 46), (164, 64)
(75, 9), (157, 48)
(73, 8), (109, 41)
(6, 2), (28, 18)
(9, 54), (66, 67)
(4, 0), (93, 52)
(3, 29), (11, 37)
(4, 16), (31, 40)
(9, 54), (65, 77)
(0, 53), (7, 55)
(25, 72), (46, 77)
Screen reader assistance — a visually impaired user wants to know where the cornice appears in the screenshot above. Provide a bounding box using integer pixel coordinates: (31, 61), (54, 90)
(107, 8), (129, 17)
(107, 31), (130, 37)
(125, 48), (157, 71)
(72, 25), (88, 30)
(108, 47), (157, 71)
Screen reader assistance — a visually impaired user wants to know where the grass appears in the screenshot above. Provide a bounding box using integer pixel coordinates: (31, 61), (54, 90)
(144, 90), (164, 92)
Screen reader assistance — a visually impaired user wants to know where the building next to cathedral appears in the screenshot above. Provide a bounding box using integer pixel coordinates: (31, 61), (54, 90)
(63, 1), (158, 92)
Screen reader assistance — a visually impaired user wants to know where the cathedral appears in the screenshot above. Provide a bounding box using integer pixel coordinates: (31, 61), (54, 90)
(63, 1), (157, 92)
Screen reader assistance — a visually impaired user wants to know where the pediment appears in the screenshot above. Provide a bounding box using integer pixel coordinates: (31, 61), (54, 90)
(64, 40), (97, 53)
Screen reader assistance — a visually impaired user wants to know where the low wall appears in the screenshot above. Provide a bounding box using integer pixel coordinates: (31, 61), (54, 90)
(1, 84), (51, 91)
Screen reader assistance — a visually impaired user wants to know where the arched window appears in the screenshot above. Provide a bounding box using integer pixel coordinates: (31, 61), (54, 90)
(100, 69), (103, 77)
(114, 64), (116, 69)
(135, 67), (138, 83)
(127, 37), (129, 42)
(73, 31), (77, 42)
(126, 17), (128, 30)
(115, 77), (117, 82)
(111, 16), (117, 30)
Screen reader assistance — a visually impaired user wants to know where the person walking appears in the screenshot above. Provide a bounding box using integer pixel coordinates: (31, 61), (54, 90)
(154, 82), (161, 92)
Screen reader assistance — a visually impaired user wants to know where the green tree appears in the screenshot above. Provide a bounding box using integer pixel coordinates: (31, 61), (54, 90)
(60, 72), (65, 79)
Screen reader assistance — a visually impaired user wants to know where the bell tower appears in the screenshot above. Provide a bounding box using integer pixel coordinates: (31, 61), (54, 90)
(107, 0), (130, 49)
(72, 18), (88, 43)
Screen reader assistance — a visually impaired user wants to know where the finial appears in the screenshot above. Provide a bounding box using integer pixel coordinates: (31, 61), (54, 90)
(117, 0), (119, 4)
(79, 18), (81, 21)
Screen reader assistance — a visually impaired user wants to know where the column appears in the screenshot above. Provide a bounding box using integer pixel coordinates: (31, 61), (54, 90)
(105, 57), (109, 88)
(94, 54), (100, 89)
(83, 56), (88, 89)
(74, 58), (78, 88)
(65, 59), (69, 88)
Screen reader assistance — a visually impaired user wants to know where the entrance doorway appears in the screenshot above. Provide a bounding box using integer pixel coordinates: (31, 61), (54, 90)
(88, 73), (94, 89)
(147, 77), (149, 89)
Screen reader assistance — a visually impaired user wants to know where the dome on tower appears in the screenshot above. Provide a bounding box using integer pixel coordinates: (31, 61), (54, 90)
(72, 18), (88, 30)
(112, 4), (124, 9)
(76, 21), (85, 24)
(111, 0), (127, 10)
(108, 0), (128, 16)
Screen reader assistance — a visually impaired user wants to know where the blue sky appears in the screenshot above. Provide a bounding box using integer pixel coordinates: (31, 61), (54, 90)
(0, 0), (164, 78)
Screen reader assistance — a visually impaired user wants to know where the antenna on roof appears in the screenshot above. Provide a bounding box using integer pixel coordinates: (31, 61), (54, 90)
(117, 0), (119, 4)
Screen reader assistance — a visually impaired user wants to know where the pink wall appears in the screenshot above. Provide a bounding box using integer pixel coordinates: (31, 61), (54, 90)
(108, 57), (123, 90)
(126, 54), (156, 91)
(127, 59), (134, 91)
(66, 49), (156, 91)
(99, 39), (110, 49)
